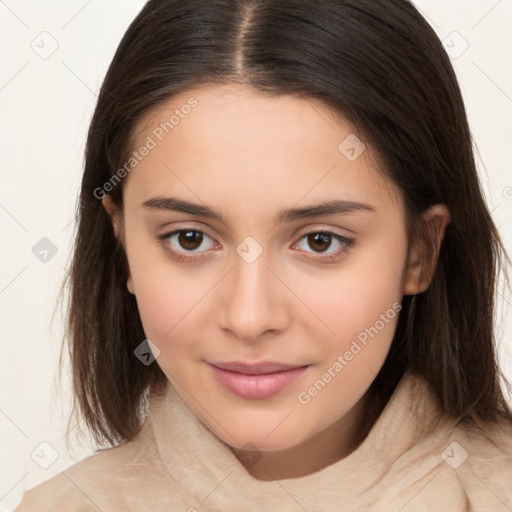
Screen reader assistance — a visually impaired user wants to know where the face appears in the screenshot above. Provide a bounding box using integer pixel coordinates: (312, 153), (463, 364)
(104, 83), (423, 454)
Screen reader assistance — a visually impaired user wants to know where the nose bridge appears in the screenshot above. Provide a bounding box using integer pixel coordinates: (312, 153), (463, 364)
(219, 237), (287, 341)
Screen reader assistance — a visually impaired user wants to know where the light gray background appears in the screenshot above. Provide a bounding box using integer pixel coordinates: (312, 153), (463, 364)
(1, 1), (511, 510)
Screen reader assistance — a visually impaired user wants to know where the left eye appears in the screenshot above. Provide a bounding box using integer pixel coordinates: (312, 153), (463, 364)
(292, 231), (355, 262)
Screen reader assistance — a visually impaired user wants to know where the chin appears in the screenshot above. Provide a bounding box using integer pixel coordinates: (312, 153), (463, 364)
(212, 420), (309, 453)
(228, 436), (298, 453)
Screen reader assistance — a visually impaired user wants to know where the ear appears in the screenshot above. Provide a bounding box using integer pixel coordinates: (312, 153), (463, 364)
(403, 204), (451, 295)
(102, 195), (135, 295)
(102, 194), (122, 239)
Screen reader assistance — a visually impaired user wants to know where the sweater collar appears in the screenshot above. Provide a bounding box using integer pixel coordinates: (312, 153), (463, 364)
(147, 371), (445, 511)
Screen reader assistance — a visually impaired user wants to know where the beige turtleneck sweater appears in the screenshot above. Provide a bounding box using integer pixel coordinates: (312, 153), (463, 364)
(13, 371), (512, 511)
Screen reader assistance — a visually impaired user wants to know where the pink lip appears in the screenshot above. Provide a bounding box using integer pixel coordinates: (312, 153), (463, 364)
(208, 361), (309, 399)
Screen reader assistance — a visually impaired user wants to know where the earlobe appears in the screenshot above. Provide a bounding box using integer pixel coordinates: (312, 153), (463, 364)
(127, 275), (135, 294)
(102, 194), (121, 239)
(403, 204), (451, 295)
(102, 194), (135, 295)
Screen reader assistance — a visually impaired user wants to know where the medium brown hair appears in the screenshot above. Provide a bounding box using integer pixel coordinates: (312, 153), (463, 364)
(59, 0), (512, 450)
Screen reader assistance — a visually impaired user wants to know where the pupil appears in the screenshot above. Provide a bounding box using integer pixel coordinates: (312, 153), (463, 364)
(309, 233), (330, 252)
(179, 231), (203, 250)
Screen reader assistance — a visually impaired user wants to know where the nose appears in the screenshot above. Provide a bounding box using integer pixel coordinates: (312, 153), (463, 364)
(218, 246), (290, 343)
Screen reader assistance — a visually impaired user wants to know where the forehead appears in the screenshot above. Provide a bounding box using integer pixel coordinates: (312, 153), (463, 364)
(123, 83), (402, 222)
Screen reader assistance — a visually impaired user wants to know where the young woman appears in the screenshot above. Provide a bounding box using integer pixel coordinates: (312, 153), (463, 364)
(15, 0), (512, 510)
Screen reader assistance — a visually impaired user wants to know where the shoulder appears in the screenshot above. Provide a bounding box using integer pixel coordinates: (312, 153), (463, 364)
(450, 419), (512, 511)
(13, 468), (97, 512)
(13, 418), (173, 511)
(375, 373), (512, 511)
(399, 416), (512, 512)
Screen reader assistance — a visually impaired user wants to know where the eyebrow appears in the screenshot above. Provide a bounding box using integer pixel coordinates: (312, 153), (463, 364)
(141, 196), (376, 224)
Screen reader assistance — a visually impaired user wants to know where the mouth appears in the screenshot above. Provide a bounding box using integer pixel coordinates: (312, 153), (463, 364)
(208, 361), (310, 399)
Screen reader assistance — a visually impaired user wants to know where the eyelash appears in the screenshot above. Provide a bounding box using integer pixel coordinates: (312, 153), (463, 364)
(155, 228), (356, 263)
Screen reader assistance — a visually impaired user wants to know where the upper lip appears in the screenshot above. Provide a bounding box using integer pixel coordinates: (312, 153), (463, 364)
(208, 361), (308, 375)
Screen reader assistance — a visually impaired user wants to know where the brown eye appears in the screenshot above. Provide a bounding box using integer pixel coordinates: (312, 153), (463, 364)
(294, 230), (355, 263)
(177, 230), (204, 251)
(157, 228), (217, 261)
(306, 233), (332, 253)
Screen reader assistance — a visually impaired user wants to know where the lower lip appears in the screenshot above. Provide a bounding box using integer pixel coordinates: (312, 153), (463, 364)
(209, 364), (309, 399)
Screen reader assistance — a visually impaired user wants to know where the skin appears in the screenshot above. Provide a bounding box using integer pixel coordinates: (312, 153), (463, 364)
(103, 82), (451, 480)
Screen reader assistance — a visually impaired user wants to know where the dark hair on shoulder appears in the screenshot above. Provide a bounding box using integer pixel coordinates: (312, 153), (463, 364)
(58, 0), (512, 449)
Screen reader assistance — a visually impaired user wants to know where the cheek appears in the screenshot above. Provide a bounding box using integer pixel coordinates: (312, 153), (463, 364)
(130, 268), (212, 384)
(132, 266), (205, 344)
(124, 230), (205, 344)
(290, 234), (407, 347)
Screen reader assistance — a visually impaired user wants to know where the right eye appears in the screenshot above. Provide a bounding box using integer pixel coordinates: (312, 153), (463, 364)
(156, 228), (218, 261)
